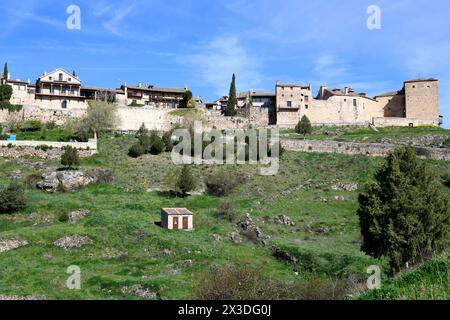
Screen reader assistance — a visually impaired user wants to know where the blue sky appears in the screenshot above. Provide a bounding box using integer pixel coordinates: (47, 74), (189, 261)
(0, 0), (449, 127)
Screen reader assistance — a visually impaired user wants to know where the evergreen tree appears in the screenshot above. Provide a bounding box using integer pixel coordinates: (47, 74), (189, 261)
(179, 90), (194, 108)
(2, 63), (8, 82)
(225, 74), (237, 116)
(0, 181), (26, 214)
(295, 115), (312, 139)
(357, 146), (450, 272)
(61, 146), (80, 169)
(176, 165), (197, 196)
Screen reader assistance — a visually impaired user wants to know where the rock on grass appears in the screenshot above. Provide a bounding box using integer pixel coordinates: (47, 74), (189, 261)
(0, 237), (28, 253)
(54, 235), (93, 250)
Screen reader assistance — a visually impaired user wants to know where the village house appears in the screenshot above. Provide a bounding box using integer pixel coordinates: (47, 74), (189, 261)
(1, 65), (442, 129)
(161, 208), (194, 231)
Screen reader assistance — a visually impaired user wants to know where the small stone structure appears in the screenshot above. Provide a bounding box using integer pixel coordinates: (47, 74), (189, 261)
(161, 208), (194, 231)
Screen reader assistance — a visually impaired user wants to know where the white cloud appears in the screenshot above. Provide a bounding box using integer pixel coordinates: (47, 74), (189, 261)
(183, 35), (262, 96)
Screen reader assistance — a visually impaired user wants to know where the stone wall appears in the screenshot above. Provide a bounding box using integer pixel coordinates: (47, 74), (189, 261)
(0, 105), (87, 125)
(372, 117), (438, 127)
(281, 139), (450, 161)
(0, 145), (96, 159)
(0, 138), (97, 152)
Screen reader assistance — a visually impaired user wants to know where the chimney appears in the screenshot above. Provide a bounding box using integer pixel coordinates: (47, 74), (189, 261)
(344, 87), (349, 95)
(319, 85), (328, 98)
(138, 82), (142, 88)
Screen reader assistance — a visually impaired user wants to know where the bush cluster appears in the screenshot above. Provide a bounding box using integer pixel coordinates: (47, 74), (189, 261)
(128, 123), (170, 158)
(0, 181), (26, 214)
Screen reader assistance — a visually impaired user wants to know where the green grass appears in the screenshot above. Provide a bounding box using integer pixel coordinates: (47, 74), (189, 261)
(0, 133), (449, 300)
(360, 256), (450, 300)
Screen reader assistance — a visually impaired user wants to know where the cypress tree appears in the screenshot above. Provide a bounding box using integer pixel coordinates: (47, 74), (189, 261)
(295, 115), (312, 139)
(225, 74), (237, 116)
(3, 63), (8, 82)
(357, 146), (450, 273)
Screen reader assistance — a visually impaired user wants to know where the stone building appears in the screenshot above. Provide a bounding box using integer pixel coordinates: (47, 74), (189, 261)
(275, 79), (441, 127)
(120, 84), (187, 108)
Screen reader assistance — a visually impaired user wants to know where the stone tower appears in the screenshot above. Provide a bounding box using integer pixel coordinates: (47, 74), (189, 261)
(404, 79), (439, 125)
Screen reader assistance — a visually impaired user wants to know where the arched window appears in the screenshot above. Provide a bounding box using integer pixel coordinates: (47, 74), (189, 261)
(61, 100), (67, 109)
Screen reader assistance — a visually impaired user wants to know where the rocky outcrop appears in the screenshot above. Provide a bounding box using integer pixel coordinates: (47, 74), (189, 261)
(68, 210), (90, 224)
(54, 235), (93, 250)
(274, 215), (296, 226)
(0, 237), (28, 253)
(121, 285), (158, 300)
(36, 169), (113, 192)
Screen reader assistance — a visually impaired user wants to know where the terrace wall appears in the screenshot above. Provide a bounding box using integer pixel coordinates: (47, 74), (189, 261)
(281, 139), (450, 161)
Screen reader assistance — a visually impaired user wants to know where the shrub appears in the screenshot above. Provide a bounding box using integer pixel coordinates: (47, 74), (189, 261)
(128, 142), (146, 158)
(358, 146), (450, 273)
(176, 165), (197, 196)
(149, 132), (165, 155)
(58, 212), (69, 223)
(162, 131), (174, 152)
(295, 115), (312, 138)
(205, 171), (238, 197)
(83, 100), (120, 136)
(20, 119), (43, 132)
(61, 145), (80, 169)
(196, 265), (289, 300)
(0, 181), (27, 214)
(45, 121), (57, 130)
(35, 144), (53, 152)
(215, 202), (236, 222)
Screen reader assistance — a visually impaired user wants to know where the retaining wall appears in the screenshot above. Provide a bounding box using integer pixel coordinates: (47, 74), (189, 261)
(281, 139), (450, 161)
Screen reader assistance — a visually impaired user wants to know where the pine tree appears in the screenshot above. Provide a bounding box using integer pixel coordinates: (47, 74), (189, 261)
(295, 115), (312, 139)
(357, 146), (450, 273)
(176, 165), (197, 196)
(225, 74), (237, 116)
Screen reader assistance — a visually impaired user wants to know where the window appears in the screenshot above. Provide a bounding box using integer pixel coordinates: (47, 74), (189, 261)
(61, 100), (67, 109)
(50, 86), (54, 93)
(287, 101), (292, 107)
(305, 105), (309, 109)
(62, 87), (67, 94)
(59, 73), (63, 81)
(49, 76), (52, 81)
(68, 78), (71, 82)
(305, 96), (309, 102)
(412, 85), (416, 88)
(353, 99), (357, 107)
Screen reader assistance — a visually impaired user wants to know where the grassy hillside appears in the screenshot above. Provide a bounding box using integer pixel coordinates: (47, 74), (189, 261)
(0, 134), (449, 299)
(360, 256), (450, 300)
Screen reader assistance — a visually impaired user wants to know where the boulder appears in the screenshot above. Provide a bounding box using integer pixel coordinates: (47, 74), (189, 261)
(0, 237), (28, 253)
(275, 215), (296, 226)
(68, 210), (90, 224)
(331, 182), (358, 192)
(54, 235), (93, 250)
(36, 169), (113, 193)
